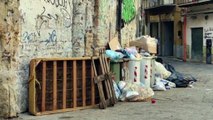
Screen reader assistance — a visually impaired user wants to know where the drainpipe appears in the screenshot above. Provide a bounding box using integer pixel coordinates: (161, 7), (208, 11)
(117, 0), (122, 43)
(159, 14), (162, 56)
(183, 15), (187, 62)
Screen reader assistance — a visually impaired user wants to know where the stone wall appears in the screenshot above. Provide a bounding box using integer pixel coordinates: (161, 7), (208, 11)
(94, 0), (117, 47)
(72, 0), (94, 57)
(0, 0), (20, 118)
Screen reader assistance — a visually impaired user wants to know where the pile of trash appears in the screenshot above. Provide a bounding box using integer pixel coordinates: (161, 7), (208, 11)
(164, 62), (197, 88)
(105, 35), (198, 102)
(105, 46), (149, 60)
(111, 58), (198, 102)
(106, 35), (157, 60)
(155, 59), (197, 90)
(113, 81), (154, 102)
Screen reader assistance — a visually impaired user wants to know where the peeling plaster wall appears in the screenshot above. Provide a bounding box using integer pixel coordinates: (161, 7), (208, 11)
(95, 0), (117, 47)
(72, 0), (94, 57)
(17, 0), (74, 112)
(18, 0), (94, 113)
(0, 0), (94, 115)
(0, 0), (20, 117)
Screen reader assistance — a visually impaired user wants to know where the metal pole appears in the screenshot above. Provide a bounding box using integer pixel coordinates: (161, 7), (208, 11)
(183, 15), (187, 62)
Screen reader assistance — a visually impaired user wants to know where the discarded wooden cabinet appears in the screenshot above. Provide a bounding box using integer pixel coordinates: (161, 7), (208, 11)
(29, 57), (101, 115)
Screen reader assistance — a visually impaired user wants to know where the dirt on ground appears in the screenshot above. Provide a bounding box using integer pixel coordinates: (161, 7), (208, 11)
(19, 57), (213, 120)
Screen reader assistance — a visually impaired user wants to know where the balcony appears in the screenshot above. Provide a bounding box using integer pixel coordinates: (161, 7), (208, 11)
(176, 0), (213, 7)
(143, 0), (175, 9)
(143, 0), (176, 15)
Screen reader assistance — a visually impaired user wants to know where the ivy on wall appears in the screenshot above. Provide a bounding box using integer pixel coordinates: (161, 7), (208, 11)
(122, 0), (136, 23)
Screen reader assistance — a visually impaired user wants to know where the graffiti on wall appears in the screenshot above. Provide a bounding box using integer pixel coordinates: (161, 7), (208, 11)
(35, 2), (72, 36)
(35, 7), (59, 36)
(44, 0), (69, 9)
(204, 27), (213, 40)
(18, 0), (74, 112)
(22, 32), (37, 43)
(20, 0), (73, 53)
(41, 30), (57, 45)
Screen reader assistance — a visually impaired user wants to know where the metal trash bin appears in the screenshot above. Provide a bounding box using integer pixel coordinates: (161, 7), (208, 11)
(206, 39), (212, 64)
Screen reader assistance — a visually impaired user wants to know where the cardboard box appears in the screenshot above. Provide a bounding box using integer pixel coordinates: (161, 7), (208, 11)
(129, 36), (157, 54)
(109, 36), (121, 51)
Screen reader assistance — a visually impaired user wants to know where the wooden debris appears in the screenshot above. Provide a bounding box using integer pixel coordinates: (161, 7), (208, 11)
(29, 57), (100, 116)
(91, 49), (117, 109)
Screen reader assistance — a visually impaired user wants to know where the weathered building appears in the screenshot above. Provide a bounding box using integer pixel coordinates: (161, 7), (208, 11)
(177, 0), (213, 62)
(143, 0), (213, 62)
(143, 0), (182, 58)
(0, 0), (142, 118)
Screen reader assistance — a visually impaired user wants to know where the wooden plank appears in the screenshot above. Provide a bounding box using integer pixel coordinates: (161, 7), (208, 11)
(34, 105), (97, 116)
(82, 60), (86, 107)
(108, 73), (117, 104)
(73, 60), (77, 108)
(29, 60), (37, 115)
(104, 55), (110, 72)
(35, 57), (99, 62)
(63, 61), (67, 109)
(101, 50), (117, 106)
(92, 57), (106, 109)
(91, 61), (95, 105)
(41, 61), (46, 112)
(99, 56), (110, 99)
(101, 53), (114, 105)
(94, 77), (107, 109)
(96, 79), (107, 109)
(53, 61), (57, 110)
(104, 54), (117, 104)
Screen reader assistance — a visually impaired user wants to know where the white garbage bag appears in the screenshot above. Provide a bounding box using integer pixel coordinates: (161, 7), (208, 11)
(153, 77), (166, 91)
(155, 61), (171, 79)
(113, 80), (121, 99)
(160, 79), (176, 88)
(118, 81), (154, 102)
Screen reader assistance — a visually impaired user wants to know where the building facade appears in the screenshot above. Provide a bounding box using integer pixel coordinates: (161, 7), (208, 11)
(143, 0), (183, 58)
(144, 0), (213, 62)
(178, 0), (213, 62)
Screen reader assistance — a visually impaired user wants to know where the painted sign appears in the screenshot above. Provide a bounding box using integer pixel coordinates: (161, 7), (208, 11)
(204, 27), (213, 46)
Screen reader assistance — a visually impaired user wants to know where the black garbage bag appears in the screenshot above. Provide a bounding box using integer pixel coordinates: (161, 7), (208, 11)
(164, 63), (197, 87)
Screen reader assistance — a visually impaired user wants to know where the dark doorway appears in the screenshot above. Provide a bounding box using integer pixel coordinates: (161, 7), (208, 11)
(150, 22), (158, 38)
(150, 22), (159, 54)
(162, 21), (174, 56)
(191, 28), (203, 62)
